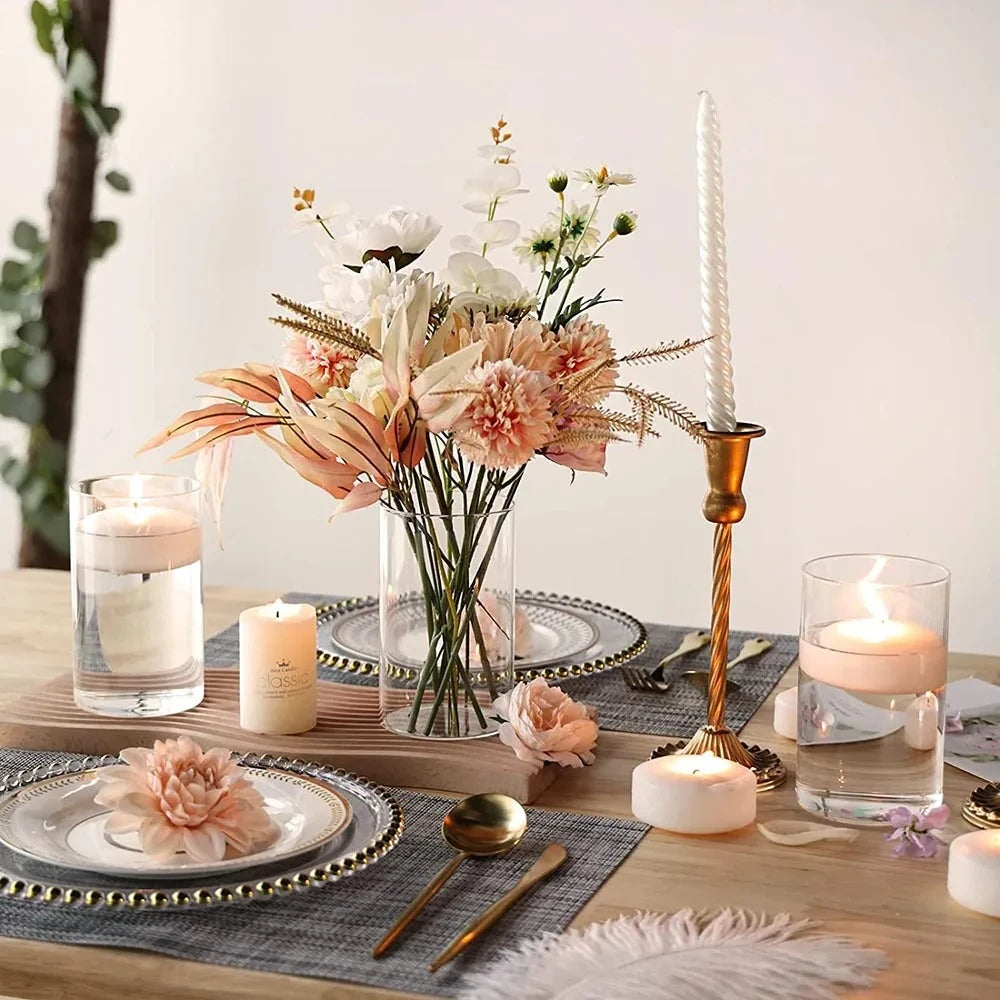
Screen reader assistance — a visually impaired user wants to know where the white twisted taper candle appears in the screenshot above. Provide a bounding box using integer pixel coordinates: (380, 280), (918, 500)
(697, 91), (737, 433)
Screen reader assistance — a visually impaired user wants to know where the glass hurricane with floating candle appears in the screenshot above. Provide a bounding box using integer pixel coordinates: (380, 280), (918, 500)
(797, 554), (949, 824)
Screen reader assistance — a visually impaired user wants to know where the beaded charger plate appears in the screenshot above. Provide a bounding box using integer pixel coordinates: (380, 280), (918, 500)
(317, 591), (648, 683)
(0, 753), (402, 909)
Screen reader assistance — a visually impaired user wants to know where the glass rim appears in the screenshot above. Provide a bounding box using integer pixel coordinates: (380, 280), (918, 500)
(802, 552), (950, 588)
(70, 473), (201, 499)
(381, 503), (514, 520)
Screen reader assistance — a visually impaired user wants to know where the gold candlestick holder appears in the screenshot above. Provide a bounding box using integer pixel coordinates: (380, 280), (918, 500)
(651, 422), (786, 791)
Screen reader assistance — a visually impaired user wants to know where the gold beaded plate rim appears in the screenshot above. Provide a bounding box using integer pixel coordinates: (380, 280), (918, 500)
(0, 753), (403, 909)
(316, 591), (650, 684)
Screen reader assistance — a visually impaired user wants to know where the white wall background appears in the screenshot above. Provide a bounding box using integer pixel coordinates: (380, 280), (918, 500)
(2, 0), (998, 652)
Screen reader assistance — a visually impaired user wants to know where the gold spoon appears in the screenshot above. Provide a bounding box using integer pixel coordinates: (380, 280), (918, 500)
(372, 793), (527, 959)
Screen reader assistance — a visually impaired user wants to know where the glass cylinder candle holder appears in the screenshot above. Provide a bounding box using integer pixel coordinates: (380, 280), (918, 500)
(70, 474), (204, 717)
(797, 554), (949, 824)
(379, 505), (515, 741)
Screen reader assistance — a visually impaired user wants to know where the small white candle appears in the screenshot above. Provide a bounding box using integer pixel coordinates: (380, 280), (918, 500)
(904, 692), (940, 751)
(948, 830), (1000, 918)
(632, 752), (756, 834)
(697, 91), (737, 433)
(773, 687), (798, 740)
(239, 599), (318, 734)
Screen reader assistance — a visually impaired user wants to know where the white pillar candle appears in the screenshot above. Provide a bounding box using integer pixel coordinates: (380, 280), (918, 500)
(773, 687), (798, 740)
(631, 752), (756, 834)
(799, 619), (947, 695)
(948, 830), (1000, 918)
(239, 600), (318, 734)
(697, 91), (737, 433)
(904, 692), (941, 751)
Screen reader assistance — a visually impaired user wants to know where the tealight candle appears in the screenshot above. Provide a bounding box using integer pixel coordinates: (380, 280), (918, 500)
(239, 599), (318, 734)
(947, 830), (1000, 918)
(773, 687), (798, 741)
(631, 752), (756, 834)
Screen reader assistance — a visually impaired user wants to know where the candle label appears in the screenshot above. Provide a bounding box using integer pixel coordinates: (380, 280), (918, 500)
(256, 658), (315, 699)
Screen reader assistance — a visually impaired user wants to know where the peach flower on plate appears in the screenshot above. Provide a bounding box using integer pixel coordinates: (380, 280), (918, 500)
(94, 737), (278, 862)
(491, 678), (599, 768)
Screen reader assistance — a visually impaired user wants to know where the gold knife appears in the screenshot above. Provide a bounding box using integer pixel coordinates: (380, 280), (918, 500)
(428, 843), (568, 972)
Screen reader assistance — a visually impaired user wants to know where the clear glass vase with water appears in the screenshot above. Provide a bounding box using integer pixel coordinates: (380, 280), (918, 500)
(797, 554), (949, 824)
(70, 474), (204, 717)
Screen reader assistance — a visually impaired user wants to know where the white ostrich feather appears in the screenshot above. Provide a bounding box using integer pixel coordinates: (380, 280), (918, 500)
(460, 909), (887, 1000)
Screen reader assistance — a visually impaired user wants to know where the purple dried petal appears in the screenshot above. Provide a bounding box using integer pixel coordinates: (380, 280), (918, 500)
(886, 807), (913, 829)
(910, 832), (940, 858)
(921, 804), (950, 830)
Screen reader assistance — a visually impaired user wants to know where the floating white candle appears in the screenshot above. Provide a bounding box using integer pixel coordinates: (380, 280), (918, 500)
(948, 830), (1000, 918)
(239, 599), (318, 735)
(631, 752), (756, 834)
(75, 475), (201, 574)
(697, 91), (737, 433)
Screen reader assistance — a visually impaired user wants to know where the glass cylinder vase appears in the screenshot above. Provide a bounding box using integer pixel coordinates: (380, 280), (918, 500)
(70, 474), (204, 717)
(379, 504), (515, 740)
(797, 553), (949, 824)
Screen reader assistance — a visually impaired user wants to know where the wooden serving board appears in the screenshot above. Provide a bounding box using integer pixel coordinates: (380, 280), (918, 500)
(0, 672), (557, 804)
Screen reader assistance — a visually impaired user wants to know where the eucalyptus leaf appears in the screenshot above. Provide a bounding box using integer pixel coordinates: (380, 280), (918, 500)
(34, 436), (67, 476)
(16, 320), (46, 348)
(98, 106), (122, 133)
(79, 103), (104, 137)
(1, 456), (28, 490)
(65, 48), (97, 101)
(105, 169), (130, 192)
(22, 351), (54, 390)
(20, 476), (49, 514)
(0, 388), (43, 424)
(1, 345), (28, 380)
(30, 1), (54, 55)
(0, 289), (21, 312)
(92, 219), (118, 248)
(12, 221), (42, 252)
(1, 260), (28, 291)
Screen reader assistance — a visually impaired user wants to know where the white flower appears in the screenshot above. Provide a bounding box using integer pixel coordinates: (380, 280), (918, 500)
(347, 355), (392, 422)
(462, 163), (528, 214)
(513, 227), (560, 270)
(447, 253), (536, 318)
(574, 166), (636, 194)
(290, 198), (349, 233)
(450, 219), (521, 254)
(478, 143), (516, 160)
(552, 202), (599, 255)
(323, 208), (441, 270)
(320, 257), (437, 348)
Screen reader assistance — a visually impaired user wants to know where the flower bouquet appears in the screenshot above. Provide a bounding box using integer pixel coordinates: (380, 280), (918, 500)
(144, 119), (704, 741)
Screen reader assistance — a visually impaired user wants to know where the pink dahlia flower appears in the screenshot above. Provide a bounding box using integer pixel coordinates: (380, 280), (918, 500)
(492, 678), (598, 768)
(553, 314), (618, 402)
(94, 737), (277, 862)
(455, 359), (556, 468)
(282, 331), (355, 393)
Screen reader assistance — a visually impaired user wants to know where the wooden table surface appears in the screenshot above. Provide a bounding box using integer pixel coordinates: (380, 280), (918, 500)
(0, 569), (996, 1000)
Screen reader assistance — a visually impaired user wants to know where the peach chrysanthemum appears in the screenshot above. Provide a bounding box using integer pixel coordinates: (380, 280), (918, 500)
(553, 314), (618, 402)
(93, 737), (277, 862)
(454, 359), (556, 469)
(451, 313), (562, 377)
(282, 331), (355, 393)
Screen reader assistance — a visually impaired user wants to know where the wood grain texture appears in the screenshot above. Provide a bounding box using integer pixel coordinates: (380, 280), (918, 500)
(0, 672), (555, 805)
(0, 569), (998, 1000)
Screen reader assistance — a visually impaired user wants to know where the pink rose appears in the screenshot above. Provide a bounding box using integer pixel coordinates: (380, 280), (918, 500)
(492, 678), (598, 768)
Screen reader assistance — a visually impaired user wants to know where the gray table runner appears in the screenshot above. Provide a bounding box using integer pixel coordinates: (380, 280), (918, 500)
(205, 592), (797, 739)
(0, 748), (646, 997)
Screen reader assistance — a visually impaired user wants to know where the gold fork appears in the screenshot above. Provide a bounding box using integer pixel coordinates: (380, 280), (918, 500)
(620, 629), (710, 692)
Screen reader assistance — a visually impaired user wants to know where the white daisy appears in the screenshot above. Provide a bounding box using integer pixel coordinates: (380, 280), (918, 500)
(574, 166), (636, 195)
(551, 202), (600, 255)
(513, 227), (560, 270)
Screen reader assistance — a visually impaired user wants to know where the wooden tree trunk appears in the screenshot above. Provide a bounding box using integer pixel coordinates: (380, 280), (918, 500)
(19, 0), (111, 569)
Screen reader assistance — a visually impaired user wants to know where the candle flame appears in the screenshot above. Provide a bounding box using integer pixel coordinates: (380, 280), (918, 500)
(273, 597), (283, 619)
(128, 474), (143, 505)
(860, 556), (890, 622)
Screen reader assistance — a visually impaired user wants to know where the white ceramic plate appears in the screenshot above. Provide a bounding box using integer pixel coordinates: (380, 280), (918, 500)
(0, 767), (351, 878)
